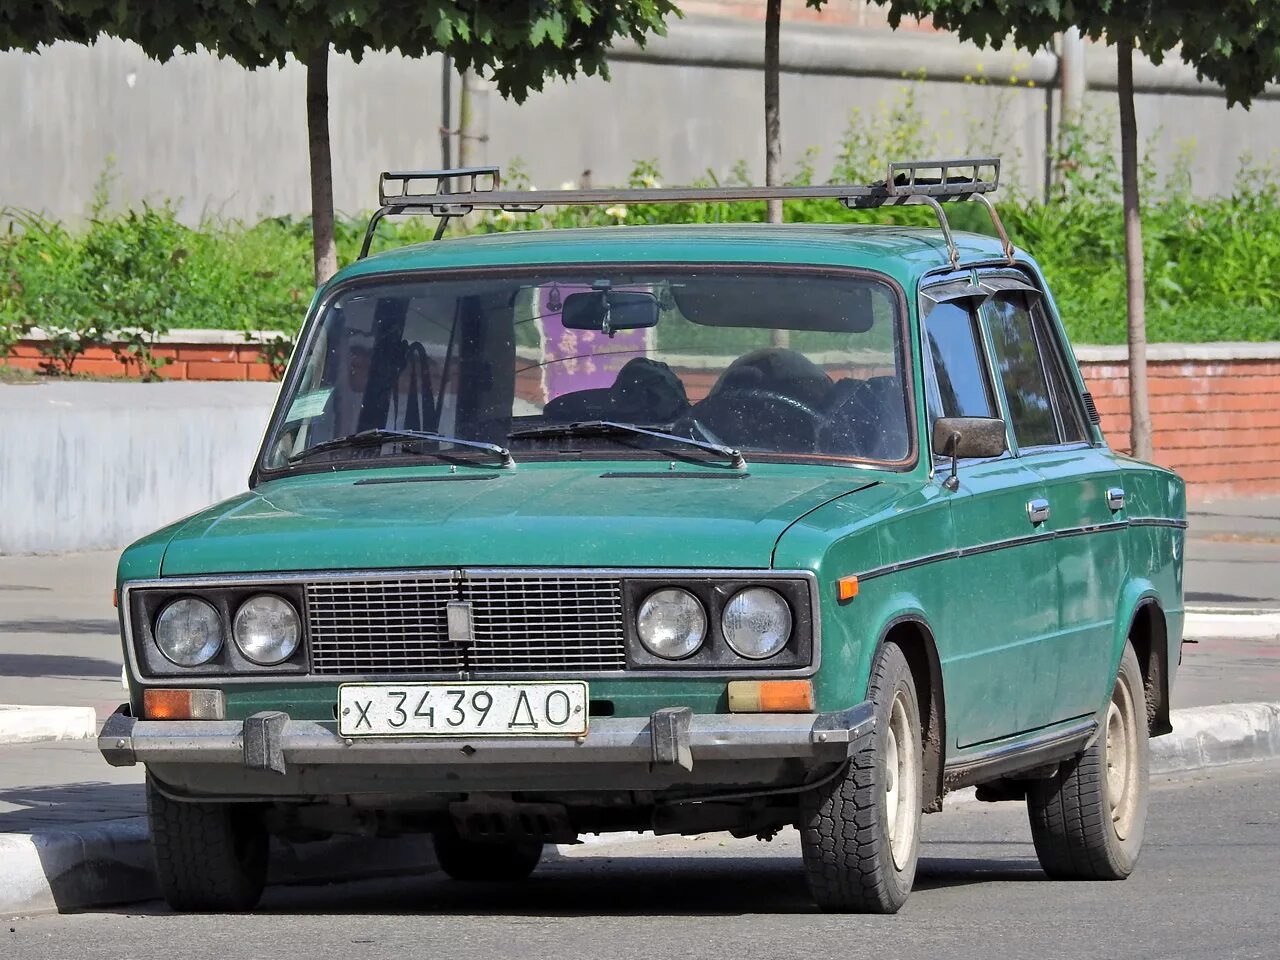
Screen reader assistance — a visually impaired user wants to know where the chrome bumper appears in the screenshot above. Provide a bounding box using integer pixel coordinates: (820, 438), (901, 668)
(99, 703), (875, 774)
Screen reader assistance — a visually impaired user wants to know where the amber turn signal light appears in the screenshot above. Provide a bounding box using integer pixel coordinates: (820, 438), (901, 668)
(836, 575), (859, 601)
(142, 688), (225, 720)
(727, 679), (815, 713)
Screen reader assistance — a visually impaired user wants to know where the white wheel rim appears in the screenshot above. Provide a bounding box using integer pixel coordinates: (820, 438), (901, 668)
(1105, 676), (1140, 840)
(885, 690), (920, 871)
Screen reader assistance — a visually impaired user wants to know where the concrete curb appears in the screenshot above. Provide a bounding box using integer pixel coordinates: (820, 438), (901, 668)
(0, 819), (439, 917)
(5, 701), (1278, 916)
(0, 705), (98, 745)
(1183, 607), (1280, 641)
(1150, 702), (1280, 775)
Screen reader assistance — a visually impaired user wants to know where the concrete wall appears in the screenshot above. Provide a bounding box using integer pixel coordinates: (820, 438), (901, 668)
(4, 18), (1279, 225)
(0, 382), (278, 554)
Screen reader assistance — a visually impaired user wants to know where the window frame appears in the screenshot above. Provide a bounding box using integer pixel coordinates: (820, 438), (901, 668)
(974, 268), (1095, 456)
(251, 262), (919, 486)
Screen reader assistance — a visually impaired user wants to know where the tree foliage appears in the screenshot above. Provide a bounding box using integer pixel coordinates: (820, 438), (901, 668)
(87, 1), (678, 101)
(877, 1), (1280, 106)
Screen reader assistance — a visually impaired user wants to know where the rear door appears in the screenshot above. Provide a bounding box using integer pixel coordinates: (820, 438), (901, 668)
(920, 292), (1057, 750)
(978, 275), (1125, 729)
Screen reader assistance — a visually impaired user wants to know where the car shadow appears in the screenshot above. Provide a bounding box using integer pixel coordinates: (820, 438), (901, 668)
(0, 782), (146, 833)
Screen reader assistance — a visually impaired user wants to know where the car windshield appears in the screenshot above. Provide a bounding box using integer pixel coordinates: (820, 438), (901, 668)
(262, 267), (911, 471)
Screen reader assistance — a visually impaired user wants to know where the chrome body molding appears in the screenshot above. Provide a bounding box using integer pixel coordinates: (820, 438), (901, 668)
(943, 717), (1098, 789)
(856, 517), (1181, 583)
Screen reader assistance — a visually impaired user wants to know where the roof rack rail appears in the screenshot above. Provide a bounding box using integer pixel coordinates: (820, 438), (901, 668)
(357, 157), (1013, 269)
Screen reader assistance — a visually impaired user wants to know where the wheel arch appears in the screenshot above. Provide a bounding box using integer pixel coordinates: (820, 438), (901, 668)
(1125, 598), (1172, 737)
(874, 614), (947, 813)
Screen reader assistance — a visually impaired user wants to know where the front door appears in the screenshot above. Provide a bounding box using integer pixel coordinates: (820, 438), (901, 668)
(920, 294), (1059, 750)
(980, 283), (1127, 725)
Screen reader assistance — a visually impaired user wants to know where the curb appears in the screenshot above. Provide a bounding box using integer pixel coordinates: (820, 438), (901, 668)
(0, 819), (439, 917)
(0, 705), (98, 745)
(1150, 701), (1280, 775)
(5, 701), (1278, 916)
(1182, 608), (1280, 641)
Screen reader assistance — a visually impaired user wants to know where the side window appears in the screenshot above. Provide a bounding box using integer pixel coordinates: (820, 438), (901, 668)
(1031, 301), (1088, 444)
(984, 294), (1059, 448)
(922, 301), (996, 441)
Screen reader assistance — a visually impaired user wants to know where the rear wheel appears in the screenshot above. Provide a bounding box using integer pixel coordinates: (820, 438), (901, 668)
(147, 777), (268, 912)
(433, 828), (543, 882)
(1026, 643), (1149, 879)
(799, 642), (922, 913)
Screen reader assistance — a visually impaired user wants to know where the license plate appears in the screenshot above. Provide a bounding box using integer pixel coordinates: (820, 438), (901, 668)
(337, 681), (589, 738)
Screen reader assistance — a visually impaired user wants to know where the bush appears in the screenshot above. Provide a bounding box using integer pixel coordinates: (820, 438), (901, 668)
(4, 93), (1280, 376)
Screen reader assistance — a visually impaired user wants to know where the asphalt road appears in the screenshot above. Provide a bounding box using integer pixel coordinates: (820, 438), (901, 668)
(6, 760), (1278, 960)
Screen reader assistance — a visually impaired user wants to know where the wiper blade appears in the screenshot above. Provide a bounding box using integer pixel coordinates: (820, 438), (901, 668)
(508, 420), (746, 470)
(289, 428), (515, 467)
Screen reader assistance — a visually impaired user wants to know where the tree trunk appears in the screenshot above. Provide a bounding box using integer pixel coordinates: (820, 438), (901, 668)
(306, 44), (338, 286)
(764, 0), (788, 348)
(764, 0), (782, 225)
(1117, 40), (1152, 460)
(458, 68), (475, 169)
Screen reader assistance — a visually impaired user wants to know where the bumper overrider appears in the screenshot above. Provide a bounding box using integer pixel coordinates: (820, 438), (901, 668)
(99, 702), (875, 797)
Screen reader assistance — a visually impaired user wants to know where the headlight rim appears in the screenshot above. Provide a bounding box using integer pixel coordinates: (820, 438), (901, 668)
(154, 595), (225, 668)
(721, 585), (794, 661)
(232, 592), (302, 666)
(636, 586), (708, 661)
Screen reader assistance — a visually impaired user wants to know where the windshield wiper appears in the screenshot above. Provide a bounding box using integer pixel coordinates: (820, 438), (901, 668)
(508, 420), (747, 470)
(289, 428), (515, 467)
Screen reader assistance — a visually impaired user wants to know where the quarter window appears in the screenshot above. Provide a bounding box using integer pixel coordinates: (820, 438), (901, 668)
(922, 301), (996, 430)
(984, 295), (1058, 448)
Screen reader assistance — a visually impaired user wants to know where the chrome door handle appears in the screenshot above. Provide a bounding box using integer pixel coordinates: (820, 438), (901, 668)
(1027, 498), (1051, 525)
(1106, 487), (1126, 512)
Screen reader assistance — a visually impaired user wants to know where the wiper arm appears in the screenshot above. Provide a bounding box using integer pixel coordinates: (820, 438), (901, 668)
(289, 428), (515, 467)
(509, 420), (746, 470)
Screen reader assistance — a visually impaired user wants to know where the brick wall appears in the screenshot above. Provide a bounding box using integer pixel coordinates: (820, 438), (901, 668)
(5, 332), (279, 381)
(1077, 345), (1280, 500)
(7, 334), (1276, 499)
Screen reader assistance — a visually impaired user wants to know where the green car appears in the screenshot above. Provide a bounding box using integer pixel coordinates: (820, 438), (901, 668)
(100, 161), (1185, 914)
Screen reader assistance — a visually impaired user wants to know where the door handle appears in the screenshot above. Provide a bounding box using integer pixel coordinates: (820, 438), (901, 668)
(1027, 498), (1051, 525)
(1106, 487), (1126, 512)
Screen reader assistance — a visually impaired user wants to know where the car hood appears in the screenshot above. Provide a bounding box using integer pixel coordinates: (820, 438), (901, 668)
(156, 462), (885, 576)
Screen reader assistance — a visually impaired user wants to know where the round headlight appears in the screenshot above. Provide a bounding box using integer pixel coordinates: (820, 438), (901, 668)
(637, 588), (707, 660)
(233, 594), (301, 666)
(722, 587), (792, 660)
(155, 597), (223, 667)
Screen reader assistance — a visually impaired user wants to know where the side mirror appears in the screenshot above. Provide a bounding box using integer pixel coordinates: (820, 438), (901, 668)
(561, 290), (660, 336)
(932, 416), (1007, 490)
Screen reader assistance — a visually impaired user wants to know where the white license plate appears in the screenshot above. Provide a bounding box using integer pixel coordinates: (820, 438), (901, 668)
(337, 681), (589, 738)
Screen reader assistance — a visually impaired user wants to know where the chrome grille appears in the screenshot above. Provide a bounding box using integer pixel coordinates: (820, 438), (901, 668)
(465, 575), (626, 672)
(305, 572), (626, 675)
(307, 576), (460, 675)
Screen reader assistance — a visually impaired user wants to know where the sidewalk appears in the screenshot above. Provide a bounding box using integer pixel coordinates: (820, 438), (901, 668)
(1186, 496), (1280, 610)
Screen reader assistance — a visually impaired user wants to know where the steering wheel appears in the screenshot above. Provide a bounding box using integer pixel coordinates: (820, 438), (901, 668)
(676, 387), (825, 451)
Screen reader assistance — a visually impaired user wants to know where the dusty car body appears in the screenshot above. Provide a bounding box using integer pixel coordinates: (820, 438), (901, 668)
(100, 161), (1185, 913)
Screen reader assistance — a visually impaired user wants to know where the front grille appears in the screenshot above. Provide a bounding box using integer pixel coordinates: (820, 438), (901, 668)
(307, 575), (460, 675)
(305, 572), (626, 675)
(466, 575), (627, 672)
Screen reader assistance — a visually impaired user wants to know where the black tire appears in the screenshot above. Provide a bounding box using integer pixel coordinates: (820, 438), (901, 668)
(800, 642), (923, 913)
(147, 776), (268, 912)
(1027, 643), (1149, 880)
(432, 828), (543, 882)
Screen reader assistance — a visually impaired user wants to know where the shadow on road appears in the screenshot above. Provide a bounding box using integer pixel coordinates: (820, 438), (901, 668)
(0, 652), (121, 678)
(0, 618), (118, 636)
(0, 781), (145, 831)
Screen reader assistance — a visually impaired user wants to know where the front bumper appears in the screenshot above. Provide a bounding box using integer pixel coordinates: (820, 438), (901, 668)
(99, 702), (875, 798)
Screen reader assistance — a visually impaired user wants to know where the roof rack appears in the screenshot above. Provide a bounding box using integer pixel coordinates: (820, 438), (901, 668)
(357, 157), (1014, 270)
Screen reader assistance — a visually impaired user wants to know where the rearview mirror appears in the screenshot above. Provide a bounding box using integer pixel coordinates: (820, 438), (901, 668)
(561, 290), (660, 335)
(932, 416), (1007, 490)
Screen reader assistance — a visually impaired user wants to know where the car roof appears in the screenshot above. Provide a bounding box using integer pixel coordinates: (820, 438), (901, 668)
(332, 223), (1025, 292)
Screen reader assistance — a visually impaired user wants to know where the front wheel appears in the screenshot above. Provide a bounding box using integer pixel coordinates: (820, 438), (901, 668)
(1026, 643), (1149, 879)
(147, 777), (268, 912)
(799, 642), (922, 913)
